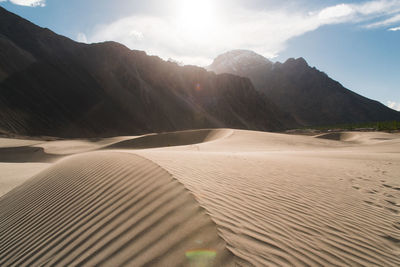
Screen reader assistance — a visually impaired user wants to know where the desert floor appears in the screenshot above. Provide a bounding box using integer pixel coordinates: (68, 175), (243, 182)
(0, 129), (399, 266)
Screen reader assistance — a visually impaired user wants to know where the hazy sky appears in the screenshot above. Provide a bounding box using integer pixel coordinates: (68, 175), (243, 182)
(1, 0), (399, 110)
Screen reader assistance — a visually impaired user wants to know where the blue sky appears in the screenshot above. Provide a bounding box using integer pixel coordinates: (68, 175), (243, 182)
(1, 0), (399, 110)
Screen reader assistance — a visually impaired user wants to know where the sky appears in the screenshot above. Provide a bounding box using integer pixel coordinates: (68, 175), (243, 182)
(0, 0), (399, 110)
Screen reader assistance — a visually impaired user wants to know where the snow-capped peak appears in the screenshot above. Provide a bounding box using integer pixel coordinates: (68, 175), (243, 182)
(207, 50), (272, 73)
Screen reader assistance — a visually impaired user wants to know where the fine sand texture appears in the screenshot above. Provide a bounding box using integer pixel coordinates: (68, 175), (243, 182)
(0, 129), (399, 266)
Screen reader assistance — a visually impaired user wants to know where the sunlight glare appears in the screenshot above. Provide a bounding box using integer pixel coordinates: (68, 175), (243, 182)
(175, 0), (217, 40)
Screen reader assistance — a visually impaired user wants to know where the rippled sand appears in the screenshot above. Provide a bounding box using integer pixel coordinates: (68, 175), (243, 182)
(1, 129), (399, 266)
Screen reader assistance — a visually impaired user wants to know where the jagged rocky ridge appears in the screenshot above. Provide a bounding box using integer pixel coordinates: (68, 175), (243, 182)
(208, 50), (400, 126)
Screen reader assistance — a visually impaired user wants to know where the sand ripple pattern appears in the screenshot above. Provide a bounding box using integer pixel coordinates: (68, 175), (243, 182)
(0, 152), (233, 266)
(139, 151), (400, 266)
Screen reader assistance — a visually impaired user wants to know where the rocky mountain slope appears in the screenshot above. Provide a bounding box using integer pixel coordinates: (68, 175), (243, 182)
(208, 50), (400, 126)
(0, 7), (295, 137)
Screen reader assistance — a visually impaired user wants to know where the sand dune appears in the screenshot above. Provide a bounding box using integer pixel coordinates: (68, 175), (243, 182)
(316, 131), (400, 144)
(133, 130), (400, 266)
(137, 152), (399, 266)
(103, 129), (233, 150)
(0, 152), (233, 266)
(0, 129), (399, 266)
(34, 136), (135, 155)
(0, 138), (44, 148)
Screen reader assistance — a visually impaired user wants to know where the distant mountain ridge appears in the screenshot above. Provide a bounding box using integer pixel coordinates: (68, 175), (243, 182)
(208, 50), (400, 126)
(1, 7), (398, 138)
(0, 7), (296, 137)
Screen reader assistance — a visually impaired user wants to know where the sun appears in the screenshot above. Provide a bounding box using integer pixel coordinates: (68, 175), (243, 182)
(175, 0), (217, 36)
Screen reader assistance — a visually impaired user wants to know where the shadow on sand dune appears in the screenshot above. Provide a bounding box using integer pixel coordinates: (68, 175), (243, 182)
(102, 129), (228, 150)
(0, 146), (62, 163)
(315, 132), (400, 145)
(314, 132), (344, 141)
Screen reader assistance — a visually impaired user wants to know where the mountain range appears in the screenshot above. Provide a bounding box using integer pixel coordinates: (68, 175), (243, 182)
(0, 7), (296, 137)
(207, 50), (400, 126)
(0, 7), (399, 137)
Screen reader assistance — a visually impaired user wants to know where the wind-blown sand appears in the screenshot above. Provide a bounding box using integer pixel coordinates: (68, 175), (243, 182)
(0, 129), (399, 266)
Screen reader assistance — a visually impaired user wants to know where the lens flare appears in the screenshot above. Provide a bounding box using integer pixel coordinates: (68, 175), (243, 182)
(185, 249), (217, 266)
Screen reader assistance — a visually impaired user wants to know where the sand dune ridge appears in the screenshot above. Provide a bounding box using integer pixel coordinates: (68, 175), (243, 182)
(0, 151), (233, 266)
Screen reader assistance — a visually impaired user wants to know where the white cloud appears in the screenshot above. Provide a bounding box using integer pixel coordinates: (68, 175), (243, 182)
(388, 25), (400, 30)
(366, 13), (400, 27)
(88, 0), (400, 65)
(76, 33), (88, 44)
(317, 4), (355, 22)
(3, 0), (45, 7)
(10, 0), (45, 7)
(387, 101), (400, 111)
(356, 0), (400, 14)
